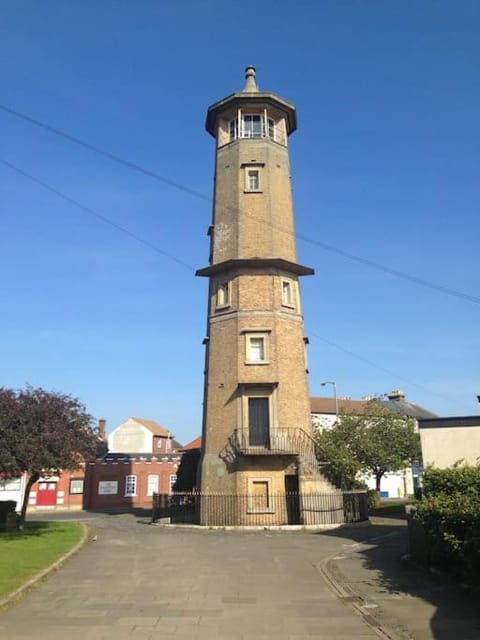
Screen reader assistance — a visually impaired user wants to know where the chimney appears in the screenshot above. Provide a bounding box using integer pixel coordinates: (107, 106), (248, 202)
(387, 390), (405, 401)
(98, 419), (107, 440)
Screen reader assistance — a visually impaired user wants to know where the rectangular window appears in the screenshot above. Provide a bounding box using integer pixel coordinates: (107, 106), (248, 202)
(169, 474), (177, 493)
(0, 477), (21, 491)
(69, 478), (84, 495)
(249, 337), (265, 362)
(125, 475), (137, 497)
(248, 397), (270, 446)
(243, 114), (263, 138)
(216, 281), (230, 308)
(247, 170), (259, 191)
(147, 474), (159, 497)
(281, 280), (295, 307)
(246, 333), (268, 364)
(268, 118), (275, 140)
(229, 118), (238, 141)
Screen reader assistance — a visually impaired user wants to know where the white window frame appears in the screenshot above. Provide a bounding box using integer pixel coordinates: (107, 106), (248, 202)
(247, 169), (260, 191)
(124, 475), (137, 497)
(228, 113), (276, 142)
(245, 332), (269, 364)
(69, 478), (84, 495)
(0, 477), (22, 491)
(169, 474), (177, 493)
(215, 280), (231, 309)
(147, 474), (159, 497)
(281, 279), (295, 308)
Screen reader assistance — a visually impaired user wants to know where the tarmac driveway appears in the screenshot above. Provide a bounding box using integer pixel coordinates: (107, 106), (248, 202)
(0, 515), (380, 640)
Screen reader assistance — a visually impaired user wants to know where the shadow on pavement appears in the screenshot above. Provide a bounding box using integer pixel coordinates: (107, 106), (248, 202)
(319, 517), (480, 640)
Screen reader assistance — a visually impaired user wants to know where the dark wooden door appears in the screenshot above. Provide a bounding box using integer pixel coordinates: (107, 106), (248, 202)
(285, 475), (300, 524)
(248, 397), (270, 446)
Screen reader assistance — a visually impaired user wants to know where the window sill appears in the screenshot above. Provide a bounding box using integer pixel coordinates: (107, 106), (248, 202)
(281, 303), (296, 309)
(247, 508), (274, 514)
(244, 189), (263, 194)
(245, 361), (270, 366)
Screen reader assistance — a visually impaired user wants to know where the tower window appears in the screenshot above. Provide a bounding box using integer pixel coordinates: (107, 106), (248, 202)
(228, 114), (276, 142)
(247, 170), (260, 191)
(216, 281), (230, 309)
(229, 118), (238, 141)
(245, 333), (268, 364)
(243, 114), (263, 138)
(281, 279), (295, 307)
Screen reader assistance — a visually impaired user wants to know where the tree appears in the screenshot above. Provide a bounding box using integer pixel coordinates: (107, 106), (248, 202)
(315, 399), (421, 492)
(0, 387), (98, 524)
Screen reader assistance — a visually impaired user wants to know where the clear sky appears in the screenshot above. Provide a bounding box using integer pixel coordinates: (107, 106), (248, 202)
(1, 1), (478, 444)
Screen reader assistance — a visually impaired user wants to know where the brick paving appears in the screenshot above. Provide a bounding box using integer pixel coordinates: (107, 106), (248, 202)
(1, 514), (479, 639)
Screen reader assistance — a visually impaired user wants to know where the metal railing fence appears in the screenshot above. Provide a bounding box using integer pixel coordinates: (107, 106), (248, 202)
(152, 491), (368, 527)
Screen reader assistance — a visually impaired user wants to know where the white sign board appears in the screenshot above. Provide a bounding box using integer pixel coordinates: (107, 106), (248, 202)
(98, 481), (118, 495)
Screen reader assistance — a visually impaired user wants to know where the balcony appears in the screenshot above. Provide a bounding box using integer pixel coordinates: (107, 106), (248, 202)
(230, 427), (316, 457)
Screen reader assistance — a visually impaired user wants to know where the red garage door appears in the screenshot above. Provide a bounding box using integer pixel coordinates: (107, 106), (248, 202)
(36, 481), (57, 506)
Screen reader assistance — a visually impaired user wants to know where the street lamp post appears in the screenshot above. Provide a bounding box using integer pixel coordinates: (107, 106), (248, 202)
(321, 381), (338, 424)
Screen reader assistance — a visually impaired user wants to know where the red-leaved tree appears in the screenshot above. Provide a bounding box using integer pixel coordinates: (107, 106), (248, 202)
(0, 387), (98, 524)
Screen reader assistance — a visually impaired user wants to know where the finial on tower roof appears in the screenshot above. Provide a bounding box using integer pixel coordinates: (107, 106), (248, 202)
(243, 65), (259, 92)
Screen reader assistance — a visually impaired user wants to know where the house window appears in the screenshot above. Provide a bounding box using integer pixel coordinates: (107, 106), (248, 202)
(69, 478), (84, 495)
(169, 474), (177, 493)
(125, 475), (137, 497)
(246, 333), (268, 364)
(281, 279), (295, 307)
(0, 477), (21, 491)
(248, 397), (270, 446)
(248, 478), (273, 513)
(147, 474), (159, 497)
(216, 281), (230, 308)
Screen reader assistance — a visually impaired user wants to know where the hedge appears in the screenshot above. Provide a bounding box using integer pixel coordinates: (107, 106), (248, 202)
(412, 465), (480, 584)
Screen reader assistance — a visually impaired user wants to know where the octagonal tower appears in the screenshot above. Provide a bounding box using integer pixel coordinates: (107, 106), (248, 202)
(196, 67), (339, 525)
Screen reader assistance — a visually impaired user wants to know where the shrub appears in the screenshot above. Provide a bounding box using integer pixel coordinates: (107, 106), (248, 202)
(413, 465), (480, 584)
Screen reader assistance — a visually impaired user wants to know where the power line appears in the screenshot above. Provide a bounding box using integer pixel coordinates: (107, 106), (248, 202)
(1, 102), (479, 306)
(309, 331), (446, 400)
(1, 157), (450, 401)
(0, 158), (194, 272)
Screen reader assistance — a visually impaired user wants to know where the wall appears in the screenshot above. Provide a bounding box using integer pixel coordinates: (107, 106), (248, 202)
(420, 418), (480, 467)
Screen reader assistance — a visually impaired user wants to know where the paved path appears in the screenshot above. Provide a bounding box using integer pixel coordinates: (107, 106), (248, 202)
(1, 514), (479, 639)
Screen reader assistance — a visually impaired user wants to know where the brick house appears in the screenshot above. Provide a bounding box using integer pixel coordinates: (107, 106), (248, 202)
(84, 417), (183, 510)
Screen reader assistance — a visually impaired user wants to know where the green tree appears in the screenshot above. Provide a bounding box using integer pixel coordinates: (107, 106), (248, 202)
(315, 399), (421, 492)
(0, 387), (98, 524)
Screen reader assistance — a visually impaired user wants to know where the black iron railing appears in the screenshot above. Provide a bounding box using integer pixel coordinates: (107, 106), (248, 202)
(230, 427), (318, 457)
(152, 491), (368, 527)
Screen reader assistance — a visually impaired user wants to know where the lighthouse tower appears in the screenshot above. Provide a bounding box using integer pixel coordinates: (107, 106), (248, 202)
(196, 67), (339, 525)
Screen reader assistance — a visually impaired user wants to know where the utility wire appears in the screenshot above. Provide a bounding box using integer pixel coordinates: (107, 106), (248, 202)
(0, 158), (194, 272)
(0, 157), (449, 401)
(1, 102), (479, 306)
(309, 331), (446, 399)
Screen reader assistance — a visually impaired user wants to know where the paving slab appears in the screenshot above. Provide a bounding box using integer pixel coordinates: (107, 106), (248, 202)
(1, 513), (479, 639)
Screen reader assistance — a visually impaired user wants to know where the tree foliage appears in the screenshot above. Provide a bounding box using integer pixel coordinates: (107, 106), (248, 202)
(0, 386), (98, 523)
(315, 399), (421, 491)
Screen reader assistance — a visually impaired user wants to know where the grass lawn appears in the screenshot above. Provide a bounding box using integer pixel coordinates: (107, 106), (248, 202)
(370, 500), (413, 520)
(0, 521), (84, 600)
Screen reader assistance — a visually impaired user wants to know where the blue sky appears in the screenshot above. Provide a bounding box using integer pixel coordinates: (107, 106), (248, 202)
(1, 1), (478, 444)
